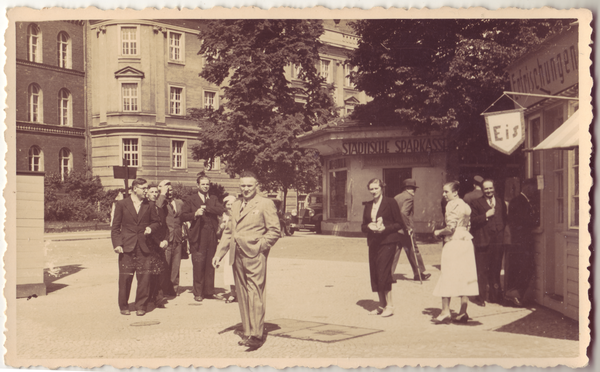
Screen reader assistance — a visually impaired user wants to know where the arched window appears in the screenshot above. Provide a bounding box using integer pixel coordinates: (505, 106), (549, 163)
(28, 146), (43, 171)
(57, 32), (71, 68)
(58, 88), (71, 126)
(59, 148), (72, 181)
(27, 24), (42, 63)
(28, 84), (42, 123)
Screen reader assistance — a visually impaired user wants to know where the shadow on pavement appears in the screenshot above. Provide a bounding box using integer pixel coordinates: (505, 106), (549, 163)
(494, 306), (579, 341)
(422, 307), (483, 326)
(431, 264), (441, 271)
(356, 299), (380, 312)
(392, 273), (413, 282)
(44, 264), (85, 294)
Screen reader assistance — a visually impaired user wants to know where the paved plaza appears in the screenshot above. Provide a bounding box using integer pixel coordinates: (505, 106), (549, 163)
(8, 231), (584, 368)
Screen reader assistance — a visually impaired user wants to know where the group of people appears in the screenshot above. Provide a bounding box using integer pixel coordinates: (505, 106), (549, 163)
(363, 175), (539, 324)
(110, 171), (281, 349)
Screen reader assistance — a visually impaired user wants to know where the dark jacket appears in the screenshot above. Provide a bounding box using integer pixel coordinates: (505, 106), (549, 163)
(152, 194), (185, 245)
(470, 195), (507, 247)
(508, 193), (539, 247)
(361, 196), (404, 248)
(111, 197), (161, 253)
(180, 193), (226, 251)
(394, 190), (414, 232)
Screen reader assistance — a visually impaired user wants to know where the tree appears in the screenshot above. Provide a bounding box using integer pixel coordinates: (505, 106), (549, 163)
(190, 20), (336, 210)
(348, 19), (573, 164)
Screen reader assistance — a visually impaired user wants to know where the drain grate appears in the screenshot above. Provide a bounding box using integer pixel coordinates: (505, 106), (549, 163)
(266, 318), (382, 343)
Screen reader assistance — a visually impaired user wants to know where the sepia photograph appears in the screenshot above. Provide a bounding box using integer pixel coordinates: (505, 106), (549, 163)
(2, 5), (593, 369)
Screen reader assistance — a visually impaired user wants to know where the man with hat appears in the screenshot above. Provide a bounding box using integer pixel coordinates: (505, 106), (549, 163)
(156, 180), (185, 297)
(463, 175), (485, 205)
(392, 178), (431, 281)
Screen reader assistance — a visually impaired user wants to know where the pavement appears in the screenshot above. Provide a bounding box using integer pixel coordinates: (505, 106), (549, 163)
(7, 231), (586, 368)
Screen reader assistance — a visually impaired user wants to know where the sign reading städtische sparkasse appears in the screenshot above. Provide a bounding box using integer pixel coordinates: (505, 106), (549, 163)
(341, 137), (446, 156)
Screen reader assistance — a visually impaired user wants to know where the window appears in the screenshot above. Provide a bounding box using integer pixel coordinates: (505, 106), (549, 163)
(58, 88), (71, 126)
(123, 138), (139, 167)
(28, 146), (43, 171)
(319, 59), (331, 83)
(329, 158), (347, 219)
(345, 106), (354, 116)
(168, 31), (184, 62)
(172, 140), (185, 169)
(169, 86), (184, 115)
(210, 156), (220, 171)
(291, 64), (302, 79)
(27, 23), (41, 63)
(204, 91), (216, 109)
(554, 149), (565, 224)
(120, 26), (138, 56)
(57, 32), (71, 68)
(59, 148), (72, 181)
(344, 64), (354, 87)
(528, 116), (542, 177)
(28, 84), (42, 123)
(121, 83), (139, 112)
(569, 147), (579, 228)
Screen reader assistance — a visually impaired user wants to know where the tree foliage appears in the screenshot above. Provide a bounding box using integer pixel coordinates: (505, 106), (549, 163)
(190, 20), (335, 207)
(348, 19), (573, 142)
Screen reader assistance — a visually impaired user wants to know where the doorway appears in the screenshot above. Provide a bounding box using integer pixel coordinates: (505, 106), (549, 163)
(383, 168), (412, 198)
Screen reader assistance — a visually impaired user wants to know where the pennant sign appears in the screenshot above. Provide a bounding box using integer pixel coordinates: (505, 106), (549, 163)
(484, 109), (525, 155)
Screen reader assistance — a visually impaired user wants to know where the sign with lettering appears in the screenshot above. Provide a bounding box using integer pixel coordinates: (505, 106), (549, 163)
(484, 109), (525, 155)
(341, 137), (446, 156)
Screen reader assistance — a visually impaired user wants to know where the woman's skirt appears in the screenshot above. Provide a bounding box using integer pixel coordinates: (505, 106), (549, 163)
(369, 242), (396, 292)
(223, 250), (235, 287)
(433, 238), (479, 297)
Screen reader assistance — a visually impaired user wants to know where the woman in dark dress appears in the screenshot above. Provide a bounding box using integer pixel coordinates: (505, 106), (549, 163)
(361, 178), (404, 317)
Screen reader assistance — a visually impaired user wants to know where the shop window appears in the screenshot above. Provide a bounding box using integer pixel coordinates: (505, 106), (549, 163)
(123, 138), (139, 167)
(57, 31), (71, 68)
(28, 83), (42, 123)
(59, 148), (72, 181)
(554, 150), (565, 224)
(58, 88), (71, 126)
(172, 140), (186, 169)
(28, 146), (43, 171)
(27, 23), (42, 63)
(168, 31), (184, 62)
(329, 158), (348, 219)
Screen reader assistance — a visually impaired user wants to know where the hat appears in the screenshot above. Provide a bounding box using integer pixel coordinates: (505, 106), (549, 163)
(403, 179), (418, 189)
(158, 180), (172, 188)
(473, 175), (484, 185)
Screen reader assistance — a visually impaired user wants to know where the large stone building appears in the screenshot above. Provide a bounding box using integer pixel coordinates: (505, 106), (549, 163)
(16, 21), (87, 179)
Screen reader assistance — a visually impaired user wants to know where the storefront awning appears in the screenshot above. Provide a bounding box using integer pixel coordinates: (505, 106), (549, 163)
(533, 110), (580, 151)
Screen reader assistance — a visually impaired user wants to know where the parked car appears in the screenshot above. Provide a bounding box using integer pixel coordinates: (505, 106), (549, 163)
(271, 199), (292, 237)
(288, 192), (323, 234)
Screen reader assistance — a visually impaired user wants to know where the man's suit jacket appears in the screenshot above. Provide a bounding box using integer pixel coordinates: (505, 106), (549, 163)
(181, 193), (226, 248)
(508, 193), (538, 247)
(361, 196), (404, 248)
(215, 195), (281, 264)
(470, 195), (507, 247)
(154, 195), (185, 244)
(111, 197), (161, 254)
(394, 190), (414, 232)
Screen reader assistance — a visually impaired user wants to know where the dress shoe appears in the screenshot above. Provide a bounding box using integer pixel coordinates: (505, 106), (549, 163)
(454, 313), (469, 323)
(120, 309), (130, 316)
(369, 306), (384, 315)
(194, 296), (203, 302)
(381, 306), (394, 317)
(244, 336), (264, 349)
(136, 310), (146, 316)
(238, 336), (249, 346)
(414, 273), (431, 281)
(434, 313), (451, 324)
(507, 296), (523, 307)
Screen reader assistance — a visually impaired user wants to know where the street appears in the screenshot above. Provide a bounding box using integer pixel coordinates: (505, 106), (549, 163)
(10, 231), (582, 368)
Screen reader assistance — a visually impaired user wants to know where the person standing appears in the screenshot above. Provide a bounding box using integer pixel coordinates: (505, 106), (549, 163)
(146, 184), (168, 308)
(212, 171), (281, 349)
(218, 194), (238, 303)
(181, 175), (226, 302)
(505, 179), (539, 306)
(156, 180), (185, 297)
(463, 175), (484, 205)
(111, 178), (160, 316)
(392, 179), (431, 281)
(433, 181), (478, 323)
(361, 178), (403, 318)
(469, 179), (507, 306)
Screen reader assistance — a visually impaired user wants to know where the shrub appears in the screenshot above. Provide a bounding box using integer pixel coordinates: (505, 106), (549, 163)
(44, 171), (107, 222)
(45, 198), (103, 221)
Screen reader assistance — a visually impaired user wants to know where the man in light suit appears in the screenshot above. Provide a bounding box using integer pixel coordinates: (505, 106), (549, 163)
(391, 179), (431, 281)
(111, 178), (161, 316)
(212, 171), (281, 349)
(181, 175), (226, 301)
(470, 179), (507, 306)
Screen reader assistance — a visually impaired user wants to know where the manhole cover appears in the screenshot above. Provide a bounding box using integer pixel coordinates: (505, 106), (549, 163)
(130, 320), (160, 327)
(266, 318), (382, 343)
(188, 303), (203, 306)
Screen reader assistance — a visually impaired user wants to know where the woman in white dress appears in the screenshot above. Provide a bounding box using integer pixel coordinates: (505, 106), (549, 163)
(433, 181), (479, 323)
(218, 195), (238, 303)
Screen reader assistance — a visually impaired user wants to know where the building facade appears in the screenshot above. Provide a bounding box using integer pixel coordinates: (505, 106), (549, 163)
(16, 21), (87, 179)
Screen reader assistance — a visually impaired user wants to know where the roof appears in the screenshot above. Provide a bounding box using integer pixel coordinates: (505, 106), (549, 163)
(533, 110), (580, 150)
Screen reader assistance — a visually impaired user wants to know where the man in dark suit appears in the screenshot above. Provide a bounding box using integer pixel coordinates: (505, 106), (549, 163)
(111, 178), (161, 316)
(391, 179), (431, 281)
(212, 171), (281, 349)
(469, 179), (507, 306)
(181, 175), (226, 302)
(505, 179), (539, 306)
(463, 175), (484, 205)
(156, 180), (185, 297)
